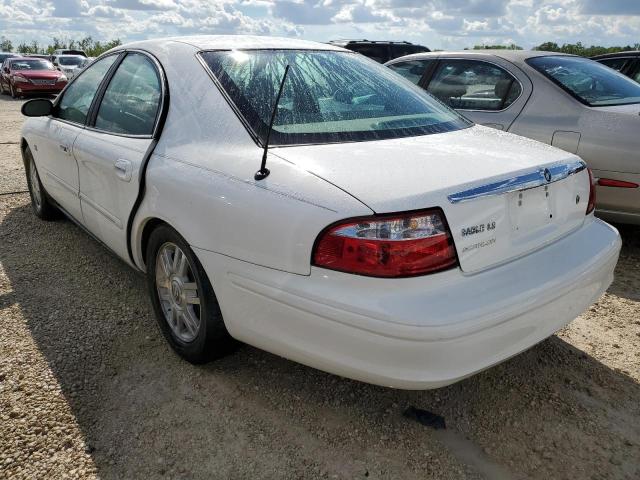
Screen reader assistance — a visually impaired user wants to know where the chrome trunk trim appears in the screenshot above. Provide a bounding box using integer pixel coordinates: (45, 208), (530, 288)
(447, 160), (587, 204)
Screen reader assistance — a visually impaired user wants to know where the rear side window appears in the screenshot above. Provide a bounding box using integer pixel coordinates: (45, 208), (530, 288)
(427, 59), (522, 111)
(95, 53), (161, 136)
(348, 44), (389, 63)
(57, 54), (118, 125)
(390, 44), (430, 60)
(388, 60), (433, 85)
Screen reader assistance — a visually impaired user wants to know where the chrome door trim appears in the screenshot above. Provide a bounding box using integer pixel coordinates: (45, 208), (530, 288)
(447, 159), (587, 204)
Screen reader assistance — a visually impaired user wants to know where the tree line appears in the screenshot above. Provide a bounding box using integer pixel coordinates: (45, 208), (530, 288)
(470, 41), (640, 56)
(0, 36), (121, 57)
(1, 36), (638, 58)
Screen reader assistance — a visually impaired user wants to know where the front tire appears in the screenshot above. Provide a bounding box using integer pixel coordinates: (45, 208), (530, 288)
(24, 146), (59, 220)
(146, 225), (236, 363)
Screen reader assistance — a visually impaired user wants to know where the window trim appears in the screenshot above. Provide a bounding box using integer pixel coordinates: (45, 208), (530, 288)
(526, 55), (640, 108)
(196, 48), (471, 148)
(386, 58), (436, 87)
(424, 57), (525, 113)
(86, 49), (167, 139)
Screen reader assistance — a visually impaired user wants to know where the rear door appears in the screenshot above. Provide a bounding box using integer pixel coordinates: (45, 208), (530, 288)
(74, 51), (164, 261)
(425, 56), (532, 131)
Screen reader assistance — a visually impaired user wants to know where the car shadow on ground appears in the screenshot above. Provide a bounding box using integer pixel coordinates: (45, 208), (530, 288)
(1, 201), (639, 479)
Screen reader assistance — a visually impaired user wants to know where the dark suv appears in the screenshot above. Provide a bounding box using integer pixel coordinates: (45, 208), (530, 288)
(328, 40), (430, 63)
(590, 51), (640, 84)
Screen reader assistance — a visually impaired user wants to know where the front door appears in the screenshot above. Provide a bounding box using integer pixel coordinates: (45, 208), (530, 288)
(30, 53), (120, 221)
(74, 52), (163, 261)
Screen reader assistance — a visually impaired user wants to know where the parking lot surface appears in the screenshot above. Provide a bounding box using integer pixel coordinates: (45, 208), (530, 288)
(1, 95), (639, 479)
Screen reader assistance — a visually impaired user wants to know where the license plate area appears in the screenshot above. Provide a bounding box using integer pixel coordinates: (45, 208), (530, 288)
(508, 184), (555, 235)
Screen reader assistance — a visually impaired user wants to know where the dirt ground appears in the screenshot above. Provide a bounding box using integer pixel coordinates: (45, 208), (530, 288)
(0, 94), (639, 480)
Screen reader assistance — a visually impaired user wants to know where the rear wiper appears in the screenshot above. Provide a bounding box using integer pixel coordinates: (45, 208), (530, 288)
(255, 64), (290, 181)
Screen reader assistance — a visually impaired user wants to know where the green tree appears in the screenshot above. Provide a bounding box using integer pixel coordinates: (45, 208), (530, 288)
(0, 36), (13, 52)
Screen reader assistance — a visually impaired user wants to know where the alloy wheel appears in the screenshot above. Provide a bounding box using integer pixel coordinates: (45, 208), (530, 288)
(155, 242), (202, 343)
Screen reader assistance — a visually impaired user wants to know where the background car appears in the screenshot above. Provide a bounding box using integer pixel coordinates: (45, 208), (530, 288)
(52, 48), (87, 57)
(19, 36), (619, 390)
(0, 57), (67, 98)
(328, 39), (429, 63)
(0, 52), (19, 64)
(51, 54), (86, 79)
(591, 51), (640, 84)
(386, 50), (640, 225)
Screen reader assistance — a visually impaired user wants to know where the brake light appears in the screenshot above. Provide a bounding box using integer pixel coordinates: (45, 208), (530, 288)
(312, 209), (458, 278)
(586, 168), (596, 215)
(597, 178), (639, 188)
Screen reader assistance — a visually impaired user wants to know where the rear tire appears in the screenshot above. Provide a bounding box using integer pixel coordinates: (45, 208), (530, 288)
(146, 224), (237, 364)
(24, 145), (59, 220)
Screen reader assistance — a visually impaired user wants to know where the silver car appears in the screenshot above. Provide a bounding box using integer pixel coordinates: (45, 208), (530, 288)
(386, 51), (640, 224)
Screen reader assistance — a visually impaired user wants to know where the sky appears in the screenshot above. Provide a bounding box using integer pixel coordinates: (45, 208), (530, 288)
(0, 0), (639, 51)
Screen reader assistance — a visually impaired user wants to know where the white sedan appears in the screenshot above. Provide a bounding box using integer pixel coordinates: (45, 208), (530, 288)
(20, 36), (621, 389)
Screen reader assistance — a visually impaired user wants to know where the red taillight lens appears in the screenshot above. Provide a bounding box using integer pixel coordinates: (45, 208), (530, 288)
(586, 168), (596, 215)
(597, 178), (639, 188)
(312, 209), (458, 278)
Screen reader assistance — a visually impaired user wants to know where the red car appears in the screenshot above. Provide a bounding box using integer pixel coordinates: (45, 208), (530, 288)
(0, 57), (68, 98)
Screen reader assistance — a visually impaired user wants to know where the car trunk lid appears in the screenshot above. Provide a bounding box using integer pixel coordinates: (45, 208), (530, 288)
(274, 125), (591, 273)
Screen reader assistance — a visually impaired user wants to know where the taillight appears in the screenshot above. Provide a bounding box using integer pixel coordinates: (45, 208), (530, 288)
(597, 178), (639, 188)
(312, 209), (458, 278)
(586, 168), (596, 215)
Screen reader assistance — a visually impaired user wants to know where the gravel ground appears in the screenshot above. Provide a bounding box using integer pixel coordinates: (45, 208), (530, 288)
(1, 95), (639, 480)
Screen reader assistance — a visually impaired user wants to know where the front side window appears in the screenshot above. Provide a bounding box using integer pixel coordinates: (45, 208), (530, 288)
(56, 54), (118, 125)
(10, 59), (55, 71)
(427, 59), (522, 111)
(528, 55), (640, 107)
(388, 60), (433, 85)
(95, 53), (161, 136)
(200, 50), (470, 146)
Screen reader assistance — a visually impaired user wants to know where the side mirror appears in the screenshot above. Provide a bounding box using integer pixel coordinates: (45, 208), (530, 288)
(21, 99), (53, 117)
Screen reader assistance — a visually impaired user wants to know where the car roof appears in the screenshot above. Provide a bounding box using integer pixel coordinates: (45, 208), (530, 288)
(56, 54), (85, 58)
(385, 49), (578, 67)
(329, 39), (423, 46)
(119, 35), (347, 53)
(590, 51), (640, 60)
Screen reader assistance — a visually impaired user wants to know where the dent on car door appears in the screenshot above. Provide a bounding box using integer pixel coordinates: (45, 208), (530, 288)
(74, 52), (162, 262)
(425, 58), (532, 131)
(31, 54), (119, 222)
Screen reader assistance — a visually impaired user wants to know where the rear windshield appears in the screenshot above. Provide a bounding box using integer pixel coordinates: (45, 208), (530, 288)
(528, 55), (640, 107)
(58, 56), (84, 66)
(199, 49), (470, 146)
(11, 59), (54, 71)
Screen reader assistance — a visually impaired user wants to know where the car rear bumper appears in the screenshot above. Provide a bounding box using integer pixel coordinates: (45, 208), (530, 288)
(194, 218), (620, 389)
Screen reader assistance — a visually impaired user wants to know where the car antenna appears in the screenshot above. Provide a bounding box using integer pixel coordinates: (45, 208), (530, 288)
(255, 64), (290, 181)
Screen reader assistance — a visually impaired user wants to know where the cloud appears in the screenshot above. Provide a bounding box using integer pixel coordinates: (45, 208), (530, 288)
(0, 0), (639, 54)
(580, 0), (640, 16)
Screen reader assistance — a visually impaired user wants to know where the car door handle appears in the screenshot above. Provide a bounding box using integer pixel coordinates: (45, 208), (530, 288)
(59, 144), (70, 153)
(114, 158), (133, 182)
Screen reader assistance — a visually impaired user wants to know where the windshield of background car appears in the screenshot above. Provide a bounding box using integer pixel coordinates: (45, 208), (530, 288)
(199, 49), (471, 146)
(528, 55), (640, 106)
(59, 56), (83, 66)
(11, 59), (54, 71)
